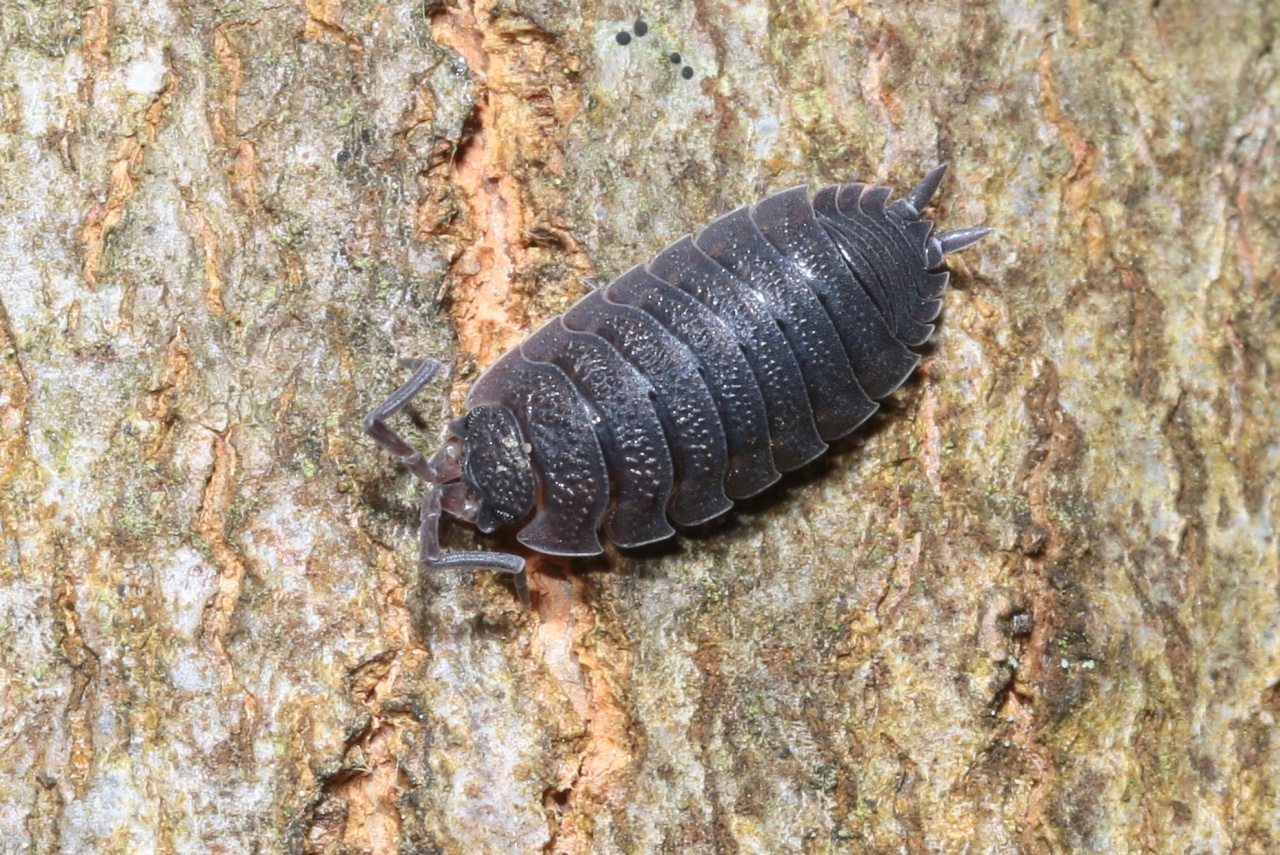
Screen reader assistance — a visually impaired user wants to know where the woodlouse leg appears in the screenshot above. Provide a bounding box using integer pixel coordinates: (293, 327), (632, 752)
(362, 358), (443, 482)
(422, 487), (531, 606)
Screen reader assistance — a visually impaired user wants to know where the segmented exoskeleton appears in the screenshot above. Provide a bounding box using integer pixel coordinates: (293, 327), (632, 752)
(365, 165), (991, 604)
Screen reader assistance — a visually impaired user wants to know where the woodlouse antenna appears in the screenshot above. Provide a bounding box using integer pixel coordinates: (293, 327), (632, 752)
(420, 488), (530, 606)
(362, 358), (443, 483)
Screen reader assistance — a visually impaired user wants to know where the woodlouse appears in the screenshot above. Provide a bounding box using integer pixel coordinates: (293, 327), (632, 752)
(365, 165), (991, 604)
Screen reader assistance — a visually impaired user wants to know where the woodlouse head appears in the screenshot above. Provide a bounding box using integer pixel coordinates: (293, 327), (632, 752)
(447, 405), (536, 534)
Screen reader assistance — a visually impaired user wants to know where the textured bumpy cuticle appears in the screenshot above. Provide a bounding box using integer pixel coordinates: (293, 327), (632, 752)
(460, 406), (535, 533)
(365, 165), (991, 600)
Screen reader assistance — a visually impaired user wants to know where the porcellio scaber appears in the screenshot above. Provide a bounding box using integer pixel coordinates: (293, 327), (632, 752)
(365, 165), (991, 604)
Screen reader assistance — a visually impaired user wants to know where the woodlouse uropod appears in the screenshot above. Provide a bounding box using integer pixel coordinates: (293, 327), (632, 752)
(365, 165), (991, 604)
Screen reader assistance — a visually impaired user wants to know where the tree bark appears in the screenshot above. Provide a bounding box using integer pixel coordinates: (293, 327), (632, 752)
(1, 0), (1277, 852)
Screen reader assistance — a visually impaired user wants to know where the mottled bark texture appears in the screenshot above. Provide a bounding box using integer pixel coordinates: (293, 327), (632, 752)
(0, 0), (1276, 852)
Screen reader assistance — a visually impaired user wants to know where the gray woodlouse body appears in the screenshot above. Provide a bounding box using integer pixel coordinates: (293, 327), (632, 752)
(365, 165), (991, 604)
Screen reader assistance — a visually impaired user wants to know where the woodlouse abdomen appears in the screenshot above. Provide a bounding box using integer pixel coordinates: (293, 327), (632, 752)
(365, 165), (991, 604)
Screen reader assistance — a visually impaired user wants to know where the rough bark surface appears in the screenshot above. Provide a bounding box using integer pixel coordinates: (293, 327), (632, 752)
(1, 1), (1277, 853)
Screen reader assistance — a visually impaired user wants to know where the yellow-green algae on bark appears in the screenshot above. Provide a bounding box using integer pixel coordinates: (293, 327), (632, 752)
(0, 0), (1276, 852)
